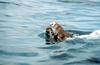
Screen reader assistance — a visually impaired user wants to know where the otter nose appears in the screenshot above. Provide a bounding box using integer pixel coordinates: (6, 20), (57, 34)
(45, 30), (50, 41)
(46, 42), (55, 45)
(45, 30), (50, 37)
(46, 30), (49, 34)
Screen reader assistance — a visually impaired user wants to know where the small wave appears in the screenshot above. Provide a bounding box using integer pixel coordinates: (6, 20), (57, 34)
(76, 30), (100, 39)
(0, 50), (38, 57)
(63, 57), (100, 65)
(0, 1), (19, 5)
(16, 63), (30, 65)
(58, 0), (84, 3)
(0, 1), (10, 4)
(37, 46), (61, 49)
(59, 0), (100, 3)
(50, 52), (74, 60)
(86, 57), (100, 64)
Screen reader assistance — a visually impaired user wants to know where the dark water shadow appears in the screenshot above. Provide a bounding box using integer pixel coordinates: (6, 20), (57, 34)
(0, 1), (32, 8)
(86, 57), (100, 64)
(50, 52), (74, 60)
(58, 0), (83, 3)
(0, 1), (20, 5)
(16, 63), (30, 65)
(0, 50), (38, 57)
(67, 48), (86, 53)
(37, 45), (61, 50)
(37, 60), (49, 62)
(0, 1), (12, 4)
(63, 57), (100, 65)
(65, 30), (91, 35)
(38, 33), (45, 39)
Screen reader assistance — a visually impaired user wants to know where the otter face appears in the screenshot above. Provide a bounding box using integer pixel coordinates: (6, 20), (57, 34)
(45, 22), (58, 44)
(45, 27), (57, 44)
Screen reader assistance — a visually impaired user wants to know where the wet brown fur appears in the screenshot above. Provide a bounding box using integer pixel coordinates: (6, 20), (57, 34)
(46, 22), (72, 42)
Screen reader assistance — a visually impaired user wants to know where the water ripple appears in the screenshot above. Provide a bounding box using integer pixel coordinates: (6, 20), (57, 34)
(67, 48), (86, 53)
(37, 46), (61, 49)
(16, 63), (30, 65)
(63, 57), (100, 65)
(0, 50), (38, 57)
(0, 1), (19, 5)
(86, 57), (100, 64)
(50, 52), (74, 60)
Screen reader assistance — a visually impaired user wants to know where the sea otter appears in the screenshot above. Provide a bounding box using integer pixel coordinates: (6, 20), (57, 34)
(45, 22), (72, 44)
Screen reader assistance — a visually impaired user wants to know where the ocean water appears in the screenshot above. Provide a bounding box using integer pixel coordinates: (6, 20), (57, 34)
(0, 0), (100, 65)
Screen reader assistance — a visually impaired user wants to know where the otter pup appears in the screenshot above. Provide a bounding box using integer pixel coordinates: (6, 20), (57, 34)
(45, 22), (72, 44)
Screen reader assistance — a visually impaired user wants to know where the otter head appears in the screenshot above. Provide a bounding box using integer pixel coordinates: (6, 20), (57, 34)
(45, 22), (72, 44)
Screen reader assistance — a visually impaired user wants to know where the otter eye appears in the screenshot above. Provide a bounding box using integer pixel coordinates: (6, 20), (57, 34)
(50, 24), (53, 26)
(52, 24), (55, 27)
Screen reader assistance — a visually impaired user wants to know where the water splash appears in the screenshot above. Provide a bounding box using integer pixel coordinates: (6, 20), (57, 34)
(68, 30), (100, 40)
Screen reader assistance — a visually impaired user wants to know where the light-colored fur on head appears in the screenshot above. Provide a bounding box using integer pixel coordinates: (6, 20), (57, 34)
(50, 22), (57, 27)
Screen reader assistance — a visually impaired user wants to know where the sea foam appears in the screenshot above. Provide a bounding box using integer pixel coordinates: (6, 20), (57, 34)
(67, 30), (100, 40)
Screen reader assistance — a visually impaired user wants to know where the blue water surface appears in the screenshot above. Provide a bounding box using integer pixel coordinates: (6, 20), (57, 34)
(0, 0), (100, 65)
